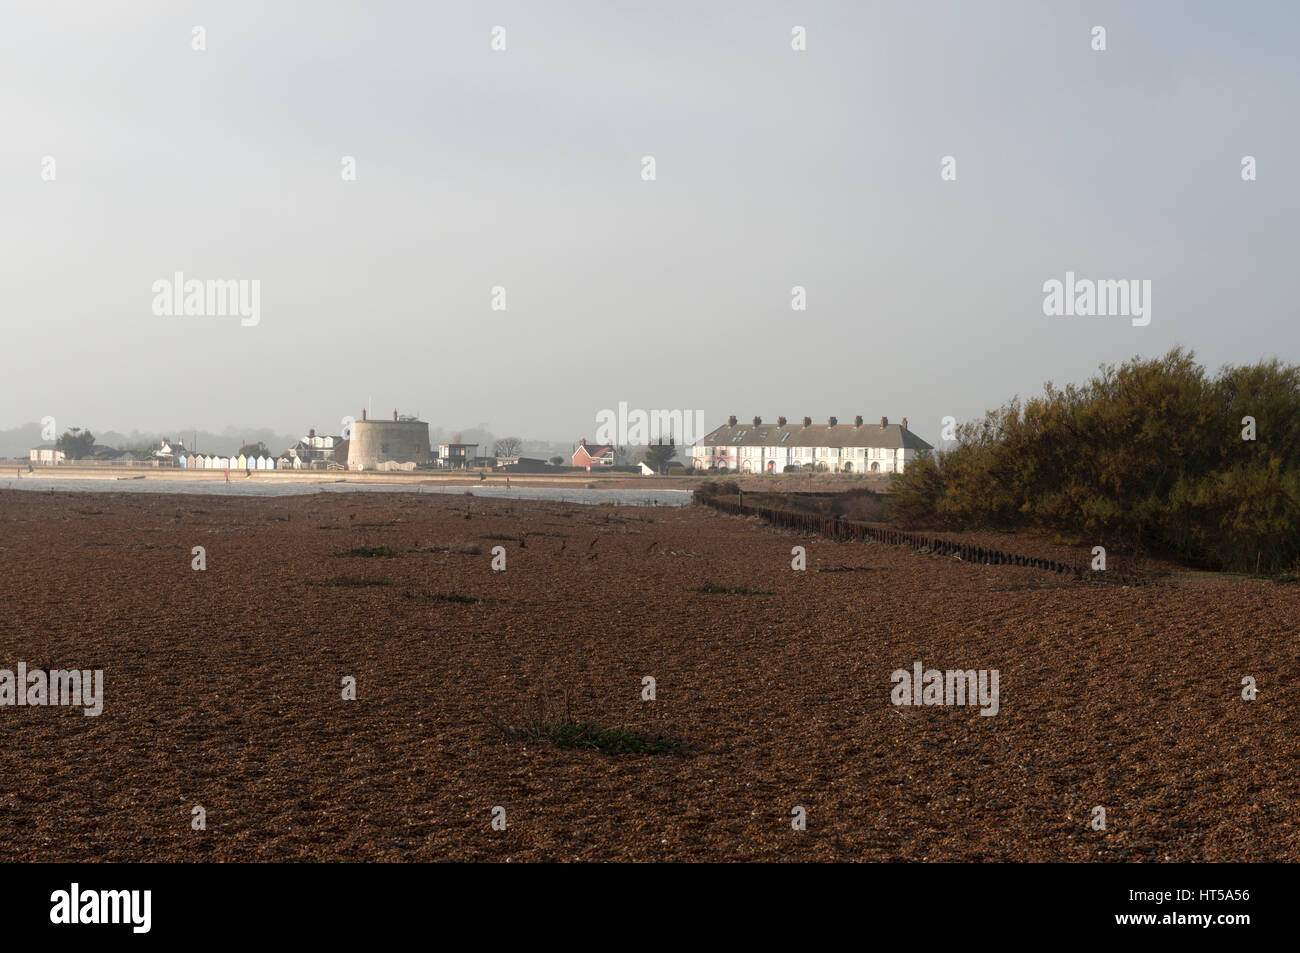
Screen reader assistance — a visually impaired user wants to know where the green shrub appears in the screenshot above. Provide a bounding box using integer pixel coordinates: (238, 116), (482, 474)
(890, 348), (1300, 572)
(693, 479), (739, 503)
(693, 581), (773, 595)
(497, 719), (682, 755)
(335, 545), (400, 558)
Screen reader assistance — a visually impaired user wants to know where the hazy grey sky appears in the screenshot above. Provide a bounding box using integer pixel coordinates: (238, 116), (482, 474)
(3, 0), (1297, 446)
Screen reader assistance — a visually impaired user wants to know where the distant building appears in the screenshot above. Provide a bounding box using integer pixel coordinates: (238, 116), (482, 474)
(287, 429), (348, 467)
(691, 415), (933, 474)
(495, 455), (542, 468)
(638, 458), (682, 475)
(29, 446), (65, 465)
(500, 457), (550, 473)
(436, 443), (478, 469)
(346, 409), (430, 470)
(572, 438), (615, 469)
(153, 438), (189, 462)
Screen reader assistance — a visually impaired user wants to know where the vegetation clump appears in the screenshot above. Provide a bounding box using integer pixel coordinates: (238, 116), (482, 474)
(429, 591), (478, 604)
(500, 721), (682, 755)
(891, 348), (1300, 573)
(336, 545), (400, 558)
(401, 589), (479, 603)
(693, 479), (740, 503)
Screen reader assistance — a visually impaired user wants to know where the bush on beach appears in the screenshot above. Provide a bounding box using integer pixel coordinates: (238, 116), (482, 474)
(890, 348), (1300, 574)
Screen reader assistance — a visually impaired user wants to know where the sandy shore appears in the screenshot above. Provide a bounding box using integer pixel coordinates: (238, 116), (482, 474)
(0, 488), (1294, 861)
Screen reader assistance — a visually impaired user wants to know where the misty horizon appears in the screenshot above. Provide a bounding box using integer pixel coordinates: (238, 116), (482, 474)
(5, 1), (1296, 450)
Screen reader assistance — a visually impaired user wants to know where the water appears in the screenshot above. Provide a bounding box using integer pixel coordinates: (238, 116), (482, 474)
(1, 476), (692, 507)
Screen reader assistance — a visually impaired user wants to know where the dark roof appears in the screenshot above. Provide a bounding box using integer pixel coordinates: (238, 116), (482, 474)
(576, 443), (613, 456)
(695, 421), (933, 451)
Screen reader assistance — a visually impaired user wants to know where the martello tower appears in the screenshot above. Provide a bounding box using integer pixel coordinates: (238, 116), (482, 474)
(346, 408), (431, 470)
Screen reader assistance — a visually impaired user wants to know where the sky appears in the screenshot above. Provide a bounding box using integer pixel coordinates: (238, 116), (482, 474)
(2, 0), (1297, 448)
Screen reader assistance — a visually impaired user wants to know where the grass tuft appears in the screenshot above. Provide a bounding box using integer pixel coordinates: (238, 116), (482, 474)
(403, 590), (479, 604)
(424, 542), (483, 555)
(336, 545), (400, 558)
(693, 581), (773, 595)
(497, 720), (682, 756)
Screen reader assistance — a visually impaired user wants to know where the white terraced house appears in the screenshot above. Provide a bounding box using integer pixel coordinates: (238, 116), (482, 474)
(691, 415), (933, 474)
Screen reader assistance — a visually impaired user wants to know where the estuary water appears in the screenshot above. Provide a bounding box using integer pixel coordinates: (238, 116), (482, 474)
(1, 476), (692, 507)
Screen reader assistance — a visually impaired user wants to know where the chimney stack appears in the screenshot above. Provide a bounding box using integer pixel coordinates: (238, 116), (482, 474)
(728, 415), (737, 427)
(393, 409), (398, 421)
(361, 408), (367, 421)
(901, 417), (909, 430)
(828, 416), (838, 426)
(777, 416), (787, 426)
(802, 416), (812, 427)
(580, 438), (586, 446)
(880, 416), (888, 427)
(854, 415), (863, 427)
(753, 416), (762, 426)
